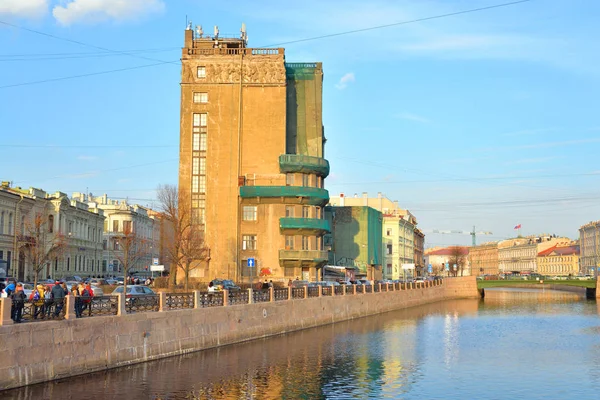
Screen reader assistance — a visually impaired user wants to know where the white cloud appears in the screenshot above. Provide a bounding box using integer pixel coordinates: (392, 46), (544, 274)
(52, 0), (165, 26)
(394, 112), (430, 124)
(335, 72), (355, 90)
(0, 0), (48, 18)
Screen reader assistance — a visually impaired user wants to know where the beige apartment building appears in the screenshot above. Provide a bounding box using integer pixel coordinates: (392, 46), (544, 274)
(329, 193), (422, 280)
(579, 221), (600, 275)
(468, 242), (499, 276)
(0, 182), (104, 281)
(178, 25), (329, 282)
(537, 243), (579, 276)
(498, 235), (570, 274)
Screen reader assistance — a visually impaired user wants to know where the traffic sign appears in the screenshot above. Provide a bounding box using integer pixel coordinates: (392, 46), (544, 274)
(247, 258), (255, 267)
(428, 264), (433, 273)
(445, 262), (449, 271)
(153, 258), (159, 265)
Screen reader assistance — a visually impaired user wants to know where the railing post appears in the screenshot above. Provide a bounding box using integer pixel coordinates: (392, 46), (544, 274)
(352, 285), (356, 295)
(0, 298), (13, 326)
(248, 288), (253, 304)
(288, 286), (292, 300)
(194, 290), (201, 309)
(269, 287), (274, 303)
(158, 292), (167, 312)
(378, 283), (382, 293)
(117, 293), (126, 316)
(222, 289), (229, 306)
(331, 285), (335, 296)
(317, 286), (322, 297)
(64, 295), (75, 320)
(303, 286), (308, 299)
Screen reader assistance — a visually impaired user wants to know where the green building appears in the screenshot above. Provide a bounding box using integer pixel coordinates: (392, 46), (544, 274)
(324, 206), (383, 281)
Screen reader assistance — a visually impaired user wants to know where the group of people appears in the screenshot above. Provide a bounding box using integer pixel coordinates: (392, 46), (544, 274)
(2, 278), (95, 322)
(126, 276), (153, 286)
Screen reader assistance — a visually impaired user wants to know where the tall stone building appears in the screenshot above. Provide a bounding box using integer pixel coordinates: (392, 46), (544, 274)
(579, 221), (600, 276)
(498, 235), (570, 274)
(179, 25), (329, 282)
(468, 242), (499, 276)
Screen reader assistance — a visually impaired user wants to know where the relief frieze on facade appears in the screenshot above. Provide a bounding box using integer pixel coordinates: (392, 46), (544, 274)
(183, 61), (286, 84)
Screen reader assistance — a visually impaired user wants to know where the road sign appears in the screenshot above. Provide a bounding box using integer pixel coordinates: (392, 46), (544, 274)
(428, 264), (433, 273)
(153, 258), (159, 265)
(453, 264), (457, 270)
(445, 262), (449, 271)
(150, 265), (165, 272)
(247, 258), (255, 267)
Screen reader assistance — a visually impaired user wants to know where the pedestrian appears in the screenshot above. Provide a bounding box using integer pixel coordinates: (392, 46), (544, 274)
(4, 279), (16, 297)
(10, 283), (26, 323)
(262, 279), (269, 290)
(61, 281), (68, 296)
(288, 279), (293, 287)
(72, 283), (82, 318)
(30, 284), (45, 319)
(84, 282), (94, 316)
(51, 280), (66, 318)
(44, 285), (53, 318)
(268, 280), (273, 288)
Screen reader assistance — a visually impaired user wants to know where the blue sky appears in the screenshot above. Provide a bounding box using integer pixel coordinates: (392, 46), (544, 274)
(1, 0), (599, 247)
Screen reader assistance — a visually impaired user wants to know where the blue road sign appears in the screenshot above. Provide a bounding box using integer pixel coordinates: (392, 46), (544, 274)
(428, 264), (433, 273)
(445, 262), (449, 271)
(247, 258), (255, 267)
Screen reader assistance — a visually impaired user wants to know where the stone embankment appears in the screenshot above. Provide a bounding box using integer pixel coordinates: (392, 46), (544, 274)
(0, 277), (478, 390)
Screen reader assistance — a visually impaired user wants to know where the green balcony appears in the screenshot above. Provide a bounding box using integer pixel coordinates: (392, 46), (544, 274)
(280, 218), (331, 235)
(279, 154), (330, 177)
(279, 250), (329, 264)
(240, 186), (329, 206)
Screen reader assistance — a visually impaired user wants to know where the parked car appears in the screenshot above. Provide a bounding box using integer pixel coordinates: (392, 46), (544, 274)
(211, 279), (241, 292)
(291, 280), (310, 288)
(88, 278), (109, 286)
(111, 285), (156, 306)
(358, 279), (372, 285)
(105, 279), (119, 285)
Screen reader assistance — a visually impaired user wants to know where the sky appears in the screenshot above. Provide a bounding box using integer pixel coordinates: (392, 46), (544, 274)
(1, 0), (600, 248)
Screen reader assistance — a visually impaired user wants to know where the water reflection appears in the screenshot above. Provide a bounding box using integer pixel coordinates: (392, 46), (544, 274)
(4, 290), (600, 400)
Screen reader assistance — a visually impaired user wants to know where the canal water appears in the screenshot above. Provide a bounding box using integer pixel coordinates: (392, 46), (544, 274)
(4, 288), (600, 399)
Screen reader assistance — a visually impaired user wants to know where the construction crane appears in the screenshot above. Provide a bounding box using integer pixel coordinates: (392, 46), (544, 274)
(429, 226), (493, 246)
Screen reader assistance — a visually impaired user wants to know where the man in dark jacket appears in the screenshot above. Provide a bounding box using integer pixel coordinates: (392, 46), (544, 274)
(51, 281), (66, 318)
(10, 283), (26, 322)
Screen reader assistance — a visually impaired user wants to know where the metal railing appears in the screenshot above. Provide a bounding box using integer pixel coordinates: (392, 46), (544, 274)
(307, 287), (319, 298)
(365, 285), (373, 294)
(197, 292), (224, 308)
(86, 296), (118, 317)
(373, 285), (380, 293)
(165, 293), (195, 310)
(273, 288), (288, 301)
(291, 288), (305, 299)
(229, 290), (249, 305)
(345, 285), (353, 295)
(252, 289), (270, 303)
(356, 285), (364, 294)
(334, 286), (344, 295)
(321, 286), (332, 296)
(126, 295), (159, 314)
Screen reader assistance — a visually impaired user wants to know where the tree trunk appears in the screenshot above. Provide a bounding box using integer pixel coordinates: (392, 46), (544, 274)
(184, 264), (190, 291)
(170, 267), (178, 288)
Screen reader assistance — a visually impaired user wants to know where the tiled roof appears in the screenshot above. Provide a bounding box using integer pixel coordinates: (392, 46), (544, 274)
(425, 247), (469, 256)
(538, 245), (580, 257)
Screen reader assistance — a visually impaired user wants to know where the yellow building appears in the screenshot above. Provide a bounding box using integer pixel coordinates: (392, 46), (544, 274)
(537, 243), (580, 276)
(468, 242), (499, 276)
(178, 25), (329, 282)
(498, 235), (571, 274)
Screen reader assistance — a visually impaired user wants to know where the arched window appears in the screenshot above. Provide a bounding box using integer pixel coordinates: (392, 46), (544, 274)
(48, 215), (54, 233)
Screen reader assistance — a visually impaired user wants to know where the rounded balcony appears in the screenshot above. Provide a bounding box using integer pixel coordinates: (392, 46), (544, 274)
(279, 154), (330, 178)
(240, 186), (329, 207)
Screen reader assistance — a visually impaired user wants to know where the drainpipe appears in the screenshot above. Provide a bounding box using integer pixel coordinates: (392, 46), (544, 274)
(13, 194), (24, 279)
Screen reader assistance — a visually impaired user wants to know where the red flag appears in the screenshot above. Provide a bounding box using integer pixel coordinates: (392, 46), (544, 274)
(514, 224), (521, 230)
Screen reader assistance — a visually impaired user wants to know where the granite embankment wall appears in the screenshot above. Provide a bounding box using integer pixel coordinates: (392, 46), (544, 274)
(0, 277), (478, 390)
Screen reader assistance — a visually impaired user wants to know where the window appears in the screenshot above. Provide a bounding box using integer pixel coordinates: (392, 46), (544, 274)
(103, 240), (107, 250)
(302, 174), (310, 186)
(199, 133), (207, 151)
(301, 236), (309, 250)
(193, 113), (207, 127)
(198, 176), (206, 193)
(114, 241), (120, 250)
(192, 134), (200, 151)
(123, 220), (132, 233)
(387, 264), (392, 275)
(193, 92), (208, 103)
(192, 176), (199, 193)
(286, 173), (294, 186)
(112, 220), (119, 233)
(48, 215), (54, 233)
(192, 158), (199, 174)
(302, 206), (310, 218)
(387, 244), (393, 255)
(242, 235), (257, 250)
(0, 212), (4, 234)
(197, 66), (206, 78)
(386, 228), (392, 236)
(242, 206), (257, 221)
(285, 235), (295, 250)
(198, 158), (206, 174)
(285, 206), (295, 218)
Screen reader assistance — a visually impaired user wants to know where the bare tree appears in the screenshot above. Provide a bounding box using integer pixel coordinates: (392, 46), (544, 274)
(157, 184), (211, 290)
(448, 246), (467, 277)
(114, 224), (149, 295)
(20, 211), (67, 286)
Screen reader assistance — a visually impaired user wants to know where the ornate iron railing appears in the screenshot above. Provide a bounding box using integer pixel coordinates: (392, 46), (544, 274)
(126, 295), (159, 313)
(291, 288), (305, 299)
(12, 298), (66, 322)
(334, 286), (344, 295)
(86, 296), (118, 317)
(273, 288), (288, 301)
(356, 285), (364, 294)
(307, 287), (319, 298)
(321, 286), (332, 296)
(165, 293), (195, 310)
(373, 284), (380, 293)
(197, 292), (224, 308)
(345, 285), (353, 295)
(229, 290), (249, 305)
(365, 285), (373, 293)
(253, 289), (270, 303)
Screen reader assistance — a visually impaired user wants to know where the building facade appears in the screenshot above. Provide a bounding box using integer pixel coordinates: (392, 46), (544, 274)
(579, 221), (600, 276)
(498, 235), (569, 274)
(329, 192), (421, 280)
(324, 206), (382, 281)
(1, 182), (104, 281)
(424, 246), (470, 276)
(413, 228), (425, 277)
(537, 244), (580, 276)
(178, 25), (329, 282)
(468, 242), (499, 276)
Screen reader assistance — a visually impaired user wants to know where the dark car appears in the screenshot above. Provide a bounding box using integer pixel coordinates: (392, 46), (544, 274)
(212, 279), (241, 292)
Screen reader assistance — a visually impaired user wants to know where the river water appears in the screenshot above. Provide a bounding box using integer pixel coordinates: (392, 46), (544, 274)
(4, 288), (600, 399)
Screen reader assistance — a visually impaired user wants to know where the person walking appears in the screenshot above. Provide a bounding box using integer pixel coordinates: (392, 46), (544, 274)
(51, 280), (66, 318)
(10, 283), (26, 323)
(72, 283), (82, 318)
(30, 284), (45, 319)
(288, 279), (293, 288)
(43, 285), (53, 318)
